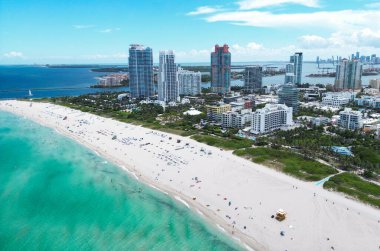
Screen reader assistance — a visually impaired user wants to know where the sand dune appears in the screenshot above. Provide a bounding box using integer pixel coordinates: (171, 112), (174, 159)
(1, 100), (379, 251)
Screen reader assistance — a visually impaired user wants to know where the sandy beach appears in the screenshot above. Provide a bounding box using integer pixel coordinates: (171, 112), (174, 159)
(1, 100), (379, 251)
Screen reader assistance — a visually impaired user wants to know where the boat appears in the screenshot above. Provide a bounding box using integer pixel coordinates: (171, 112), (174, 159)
(28, 90), (33, 97)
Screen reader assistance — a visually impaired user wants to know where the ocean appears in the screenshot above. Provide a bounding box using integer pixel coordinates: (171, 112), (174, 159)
(1, 63), (377, 99)
(0, 65), (130, 99)
(0, 110), (241, 250)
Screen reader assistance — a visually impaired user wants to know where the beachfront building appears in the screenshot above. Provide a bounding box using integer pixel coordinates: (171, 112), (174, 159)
(211, 44), (231, 94)
(206, 102), (231, 122)
(158, 50), (179, 103)
(128, 44), (154, 98)
(334, 59), (362, 90)
(251, 104), (294, 134)
(221, 109), (252, 129)
(338, 108), (363, 130)
(289, 52), (303, 84)
(177, 67), (201, 96)
(284, 63), (295, 84)
(321, 92), (355, 108)
(244, 66), (262, 93)
(278, 83), (299, 113)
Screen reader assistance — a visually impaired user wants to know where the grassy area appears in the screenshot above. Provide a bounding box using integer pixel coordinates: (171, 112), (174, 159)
(324, 173), (380, 208)
(191, 134), (253, 150)
(233, 147), (338, 181)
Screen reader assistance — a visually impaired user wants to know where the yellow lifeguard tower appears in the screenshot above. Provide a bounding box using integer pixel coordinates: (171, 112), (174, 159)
(275, 209), (287, 221)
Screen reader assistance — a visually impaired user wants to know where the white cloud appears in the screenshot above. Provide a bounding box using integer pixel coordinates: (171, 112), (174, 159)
(299, 29), (380, 49)
(187, 6), (223, 16)
(298, 35), (329, 48)
(205, 9), (380, 30)
(365, 2), (380, 9)
(81, 53), (128, 60)
(73, 24), (95, 29)
(3, 51), (24, 58)
(99, 28), (121, 33)
(175, 49), (211, 62)
(238, 0), (319, 10)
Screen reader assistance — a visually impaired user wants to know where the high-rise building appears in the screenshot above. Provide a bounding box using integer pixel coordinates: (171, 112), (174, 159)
(334, 59), (362, 90)
(211, 44), (231, 94)
(278, 83), (299, 113)
(369, 79), (380, 90)
(251, 104), (294, 134)
(289, 52), (303, 84)
(371, 54), (377, 63)
(158, 50), (179, 102)
(177, 67), (201, 96)
(244, 66), (262, 93)
(128, 44), (154, 99)
(284, 63), (295, 84)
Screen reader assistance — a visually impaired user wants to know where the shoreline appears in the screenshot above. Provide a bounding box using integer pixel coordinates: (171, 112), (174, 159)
(1, 100), (379, 251)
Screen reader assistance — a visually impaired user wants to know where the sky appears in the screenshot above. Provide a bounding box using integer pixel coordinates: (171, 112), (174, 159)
(0, 0), (380, 64)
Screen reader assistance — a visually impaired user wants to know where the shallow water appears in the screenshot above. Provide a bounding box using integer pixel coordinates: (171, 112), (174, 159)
(0, 111), (241, 250)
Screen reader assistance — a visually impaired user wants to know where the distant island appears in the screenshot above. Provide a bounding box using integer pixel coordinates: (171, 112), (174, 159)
(90, 79), (128, 88)
(91, 67), (128, 72)
(46, 64), (126, 69)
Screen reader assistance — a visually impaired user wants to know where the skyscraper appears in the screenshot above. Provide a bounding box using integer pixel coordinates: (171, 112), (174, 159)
(211, 44), (231, 94)
(158, 50), (179, 102)
(334, 59), (362, 90)
(244, 66), (262, 93)
(284, 63), (295, 84)
(278, 83), (299, 113)
(290, 52), (303, 84)
(128, 44), (153, 98)
(177, 67), (201, 96)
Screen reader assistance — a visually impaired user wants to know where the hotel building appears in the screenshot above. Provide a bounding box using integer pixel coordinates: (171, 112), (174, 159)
(251, 104), (294, 134)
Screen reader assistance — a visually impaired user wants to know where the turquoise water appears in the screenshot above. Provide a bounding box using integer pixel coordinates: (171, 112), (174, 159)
(0, 111), (241, 251)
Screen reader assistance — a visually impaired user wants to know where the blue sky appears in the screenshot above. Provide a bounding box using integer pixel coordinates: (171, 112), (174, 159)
(0, 0), (379, 63)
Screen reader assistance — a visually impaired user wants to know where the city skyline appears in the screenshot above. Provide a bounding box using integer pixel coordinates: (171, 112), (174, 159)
(1, 0), (380, 64)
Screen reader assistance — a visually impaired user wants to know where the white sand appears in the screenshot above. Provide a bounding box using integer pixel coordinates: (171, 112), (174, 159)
(1, 100), (379, 251)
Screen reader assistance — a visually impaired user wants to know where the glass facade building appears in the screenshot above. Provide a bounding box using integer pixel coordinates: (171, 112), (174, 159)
(211, 44), (231, 94)
(128, 44), (154, 98)
(244, 66), (262, 93)
(289, 52), (303, 84)
(284, 63), (295, 84)
(278, 83), (299, 113)
(334, 59), (362, 90)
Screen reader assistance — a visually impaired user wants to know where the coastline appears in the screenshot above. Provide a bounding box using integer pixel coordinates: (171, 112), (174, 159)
(1, 100), (379, 251)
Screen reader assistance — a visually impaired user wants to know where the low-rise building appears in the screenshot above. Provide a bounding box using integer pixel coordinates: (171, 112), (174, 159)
(251, 104), (294, 134)
(311, 116), (330, 126)
(223, 91), (242, 104)
(183, 107), (202, 116)
(338, 108), (363, 130)
(354, 96), (380, 109)
(206, 102), (231, 122)
(222, 109), (252, 129)
(322, 92), (355, 108)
